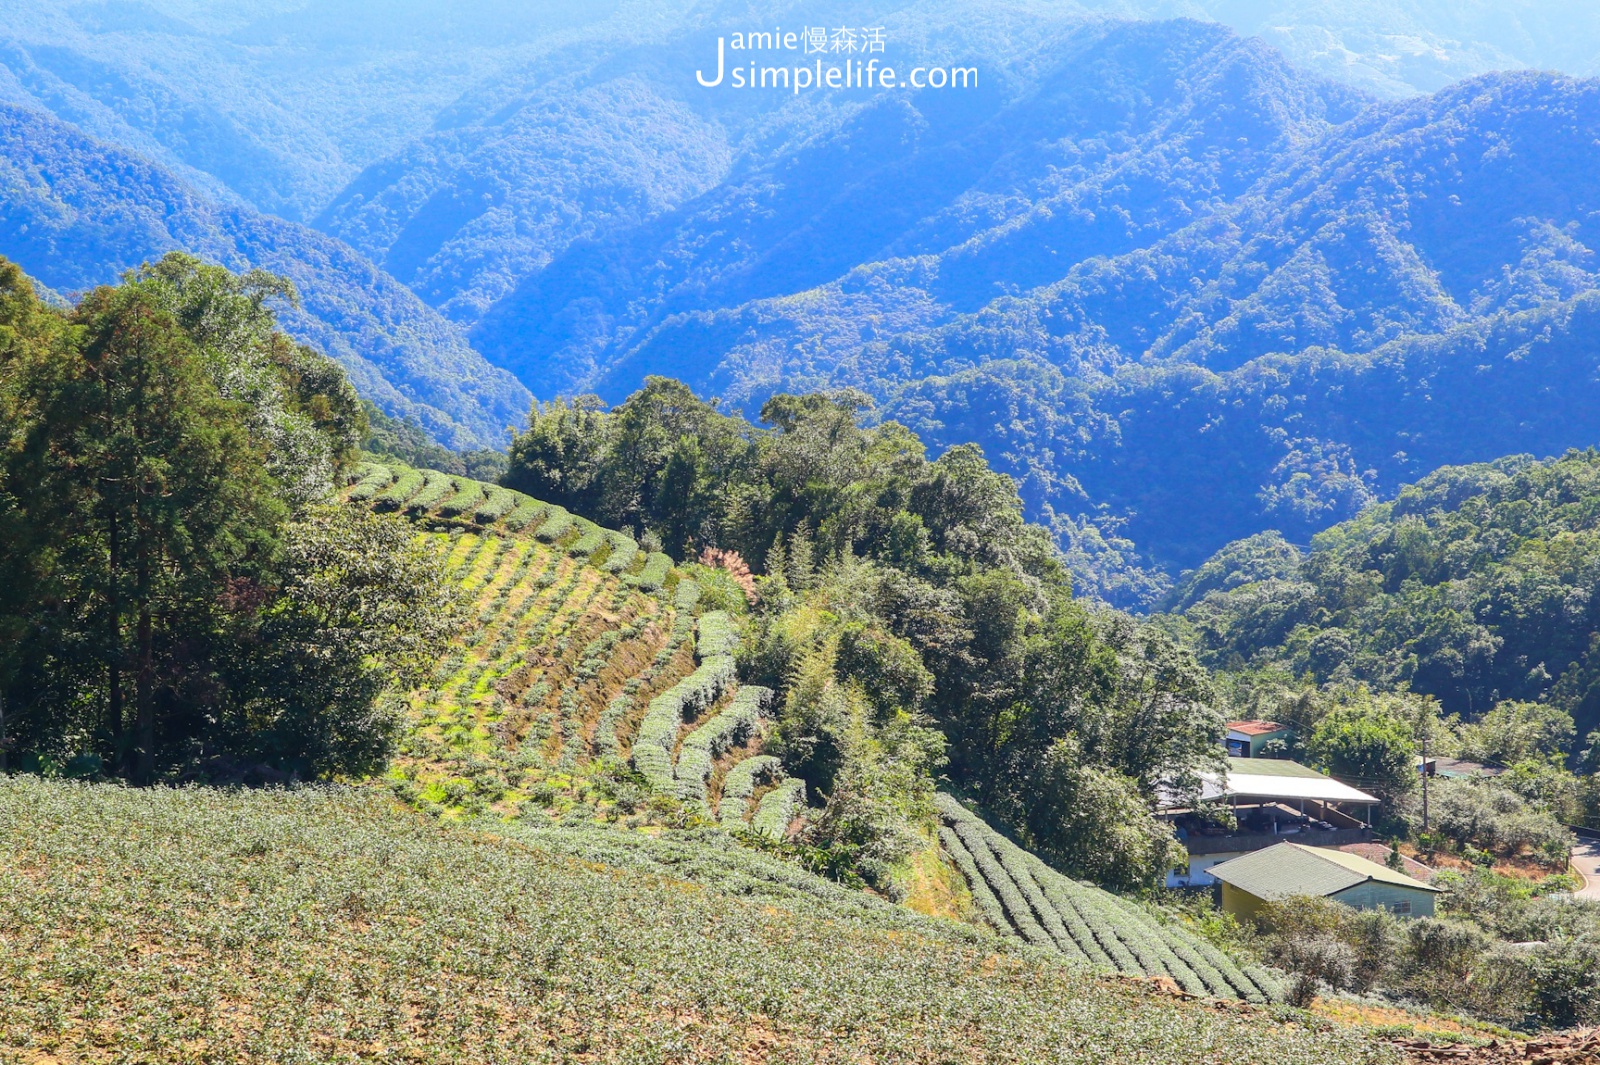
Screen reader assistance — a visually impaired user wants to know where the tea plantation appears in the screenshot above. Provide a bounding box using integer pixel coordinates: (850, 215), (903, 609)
(345, 462), (807, 833)
(0, 777), (1396, 1064)
(353, 463), (1291, 1007)
(939, 796), (1284, 1002)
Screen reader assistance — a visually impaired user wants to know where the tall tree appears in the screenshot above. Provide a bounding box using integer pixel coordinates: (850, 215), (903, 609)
(52, 282), (284, 780)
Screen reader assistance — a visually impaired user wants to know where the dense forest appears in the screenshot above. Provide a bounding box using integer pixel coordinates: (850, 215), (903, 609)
(505, 379), (1227, 889)
(0, 103), (531, 450)
(1170, 449), (1600, 737)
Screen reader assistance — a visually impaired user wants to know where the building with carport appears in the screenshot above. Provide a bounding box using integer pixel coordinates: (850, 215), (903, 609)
(1164, 758), (1380, 888)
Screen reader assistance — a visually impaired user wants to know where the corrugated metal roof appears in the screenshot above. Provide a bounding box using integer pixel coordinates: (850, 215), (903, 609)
(1222, 757), (1322, 778)
(1209, 842), (1441, 901)
(1194, 758), (1380, 805)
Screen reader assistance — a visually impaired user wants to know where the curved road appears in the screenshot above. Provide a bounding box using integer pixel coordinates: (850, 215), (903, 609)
(1572, 837), (1600, 900)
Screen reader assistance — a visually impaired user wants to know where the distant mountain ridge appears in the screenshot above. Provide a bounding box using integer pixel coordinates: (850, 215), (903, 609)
(0, 102), (531, 448)
(525, 21), (1365, 394)
(400, 25), (1600, 597)
(5, 2), (1600, 600)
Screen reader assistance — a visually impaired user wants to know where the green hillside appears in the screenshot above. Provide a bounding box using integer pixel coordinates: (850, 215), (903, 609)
(0, 104), (531, 450)
(1170, 449), (1600, 732)
(937, 795), (1284, 1003)
(0, 776), (1394, 1064)
(341, 460), (808, 835)
(346, 459), (1300, 1005)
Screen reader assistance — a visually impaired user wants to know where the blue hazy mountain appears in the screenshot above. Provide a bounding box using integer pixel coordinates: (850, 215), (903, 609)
(4, 1), (1600, 600)
(1082, 1), (1600, 98)
(0, 102), (531, 447)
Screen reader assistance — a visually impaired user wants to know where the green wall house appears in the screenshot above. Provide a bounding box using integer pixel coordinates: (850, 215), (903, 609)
(1209, 842), (1441, 919)
(1224, 721), (1291, 758)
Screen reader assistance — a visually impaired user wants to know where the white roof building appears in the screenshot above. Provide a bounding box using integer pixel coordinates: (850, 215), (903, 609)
(1199, 757), (1379, 806)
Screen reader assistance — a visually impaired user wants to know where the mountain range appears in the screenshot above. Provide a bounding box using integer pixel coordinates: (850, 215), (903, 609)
(2, 1), (1600, 600)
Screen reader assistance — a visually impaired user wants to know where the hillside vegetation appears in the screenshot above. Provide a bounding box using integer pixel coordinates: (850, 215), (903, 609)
(937, 795), (1283, 1002)
(340, 459), (807, 835)
(8, 6), (1600, 587)
(0, 777), (1394, 1064)
(1171, 449), (1600, 734)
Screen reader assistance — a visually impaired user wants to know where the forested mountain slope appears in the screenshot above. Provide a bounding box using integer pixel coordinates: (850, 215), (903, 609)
(1168, 449), (1600, 734)
(888, 290), (1600, 582)
(0, 0), (685, 221)
(469, 17), (1365, 392)
(1081, 0), (1600, 98)
(7, 0), (1600, 599)
(908, 71), (1600, 377)
(315, 13), (1600, 592)
(0, 103), (530, 448)
(608, 67), (1600, 392)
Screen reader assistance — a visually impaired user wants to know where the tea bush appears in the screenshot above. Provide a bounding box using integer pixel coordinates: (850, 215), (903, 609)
(936, 795), (1280, 1003)
(0, 778), (1393, 1063)
(752, 777), (807, 838)
(719, 754), (782, 827)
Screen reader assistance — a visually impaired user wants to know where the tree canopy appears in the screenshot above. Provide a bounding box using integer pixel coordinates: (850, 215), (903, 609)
(507, 380), (1224, 888)
(0, 255), (457, 782)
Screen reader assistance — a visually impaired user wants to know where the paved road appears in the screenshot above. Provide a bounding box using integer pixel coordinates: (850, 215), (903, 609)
(1572, 837), (1600, 899)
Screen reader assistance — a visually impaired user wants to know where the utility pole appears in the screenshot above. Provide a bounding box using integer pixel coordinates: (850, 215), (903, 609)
(1421, 730), (1430, 832)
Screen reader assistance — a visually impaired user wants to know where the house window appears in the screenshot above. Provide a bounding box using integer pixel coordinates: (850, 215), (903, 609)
(1389, 900), (1412, 915)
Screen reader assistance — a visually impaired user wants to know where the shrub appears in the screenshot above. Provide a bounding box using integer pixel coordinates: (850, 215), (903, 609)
(406, 470), (455, 513)
(373, 467), (424, 510)
(568, 522), (607, 557)
(934, 794), (1281, 1003)
(697, 611), (740, 659)
(504, 498), (549, 532)
(950, 821), (1054, 949)
(439, 477), (486, 517)
(636, 552), (673, 592)
(677, 686), (772, 801)
(1431, 775), (1573, 863)
(0, 778), (1388, 1064)
(673, 578), (700, 612)
(534, 508), (575, 542)
(346, 462), (394, 501)
(718, 754), (781, 827)
(630, 655), (738, 791)
(1253, 896), (1401, 1004)
(474, 487), (519, 523)
(601, 534), (638, 574)
(751, 777), (806, 838)
(939, 825), (1011, 931)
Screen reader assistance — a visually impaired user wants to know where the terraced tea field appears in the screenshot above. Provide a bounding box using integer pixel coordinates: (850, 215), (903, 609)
(939, 795), (1285, 1003)
(345, 461), (1299, 1012)
(345, 462), (807, 832)
(0, 777), (1397, 1064)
